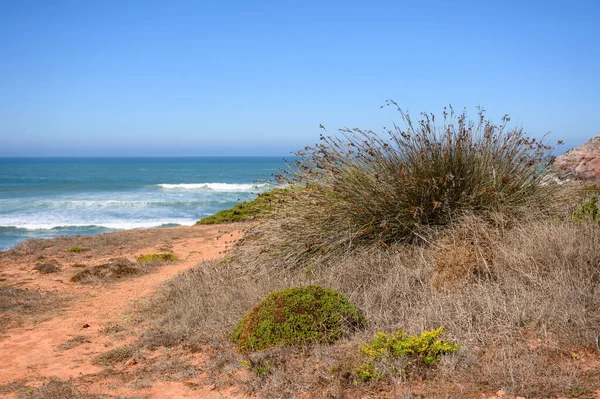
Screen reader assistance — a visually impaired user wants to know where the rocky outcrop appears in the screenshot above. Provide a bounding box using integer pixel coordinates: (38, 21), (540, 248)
(554, 136), (600, 183)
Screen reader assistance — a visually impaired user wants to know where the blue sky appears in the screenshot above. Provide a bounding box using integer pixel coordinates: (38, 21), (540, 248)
(0, 0), (598, 156)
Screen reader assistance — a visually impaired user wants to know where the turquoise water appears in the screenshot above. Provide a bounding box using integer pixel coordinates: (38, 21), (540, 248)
(0, 157), (285, 251)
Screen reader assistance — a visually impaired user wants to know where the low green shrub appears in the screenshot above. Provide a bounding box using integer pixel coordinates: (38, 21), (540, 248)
(68, 246), (84, 253)
(231, 285), (365, 352)
(356, 327), (459, 381)
(136, 253), (177, 263)
(197, 188), (287, 225)
(573, 196), (600, 223)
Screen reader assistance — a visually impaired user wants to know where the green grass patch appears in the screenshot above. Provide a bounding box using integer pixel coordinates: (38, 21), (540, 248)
(356, 327), (460, 381)
(68, 246), (84, 253)
(197, 188), (287, 225)
(231, 285), (365, 352)
(136, 253), (177, 263)
(573, 196), (600, 223)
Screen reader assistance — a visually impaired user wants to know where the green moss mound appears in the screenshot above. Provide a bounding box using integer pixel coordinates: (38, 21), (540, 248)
(231, 285), (365, 352)
(197, 188), (287, 225)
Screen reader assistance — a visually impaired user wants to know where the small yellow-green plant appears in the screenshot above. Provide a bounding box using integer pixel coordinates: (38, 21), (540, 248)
(136, 253), (177, 263)
(231, 285), (365, 352)
(573, 197), (600, 223)
(238, 358), (274, 378)
(356, 327), (459, 381)
(68, 247), (83, 253)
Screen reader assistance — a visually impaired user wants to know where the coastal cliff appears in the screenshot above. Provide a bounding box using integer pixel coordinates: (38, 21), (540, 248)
(554, 136), (600, 182)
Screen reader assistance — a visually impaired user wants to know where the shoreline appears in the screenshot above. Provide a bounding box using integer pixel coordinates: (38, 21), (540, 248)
(0, 221), (202, 252)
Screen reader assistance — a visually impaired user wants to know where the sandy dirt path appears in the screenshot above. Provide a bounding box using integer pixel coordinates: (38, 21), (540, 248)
(0, 223), (250, 398)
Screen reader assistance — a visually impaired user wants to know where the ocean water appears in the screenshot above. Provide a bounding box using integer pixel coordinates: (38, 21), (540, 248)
(0, 157), (286, 251)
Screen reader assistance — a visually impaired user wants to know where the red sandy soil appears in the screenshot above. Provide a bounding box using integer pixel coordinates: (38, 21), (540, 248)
(0, 223), (251, 399)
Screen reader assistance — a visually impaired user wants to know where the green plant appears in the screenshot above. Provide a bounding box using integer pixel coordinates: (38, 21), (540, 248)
(231, 285), (365, 352)
(136, 253), (177, 263)
(197, 188), (288, 225)
(573, 197), (600, 223)
(272, 103), (556, 264)
(68, 247), (84, 253)
(356, 327), (459, 381)
(238, 358), (274, 378)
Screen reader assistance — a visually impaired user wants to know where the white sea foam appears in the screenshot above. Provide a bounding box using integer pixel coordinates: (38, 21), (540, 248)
(0, 219), (197, 230)
(156, 182), (267, 191)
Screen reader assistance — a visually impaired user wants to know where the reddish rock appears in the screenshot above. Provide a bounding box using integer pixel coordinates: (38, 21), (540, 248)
(554, 136), (600, 183)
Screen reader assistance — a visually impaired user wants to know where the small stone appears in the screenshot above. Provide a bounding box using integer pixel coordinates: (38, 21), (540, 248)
(125, 358), (137, 366)
(208, 384), (216, 391)
(82, 323), (90, 328)
(496, 390), (505, 398)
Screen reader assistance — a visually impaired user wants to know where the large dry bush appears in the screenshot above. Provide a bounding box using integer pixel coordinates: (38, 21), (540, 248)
(138, 216), (600, 397)
(267, 104), (557, 266)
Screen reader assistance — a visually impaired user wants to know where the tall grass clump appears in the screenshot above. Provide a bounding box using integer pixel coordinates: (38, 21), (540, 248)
(271, 103), (557, 263)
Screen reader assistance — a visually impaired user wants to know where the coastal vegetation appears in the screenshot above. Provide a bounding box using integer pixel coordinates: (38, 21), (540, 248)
(0, 285), (61, 329)
(231, 285), (365, 352)
(71, 257), (147, 283)
(196, 188), (288, 225)
(356, 327), (460, 381)
(136, 253), (177, 263)
(3, 106), (599, 398)
(133, 106), (600, 397)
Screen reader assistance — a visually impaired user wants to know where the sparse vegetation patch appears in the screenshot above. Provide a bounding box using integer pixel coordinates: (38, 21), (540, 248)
(17, 378), (99, 399)
(0, 285), (62, 329)
(91, 345), (135, 367)
(57, 335), (90, 351)
(70, 257), (141, 283)
(136, 253), (177, 263)
(32, 263), (60, 274)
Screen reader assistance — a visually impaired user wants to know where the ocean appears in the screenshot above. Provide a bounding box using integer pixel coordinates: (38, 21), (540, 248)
(0, 157), (286, 251)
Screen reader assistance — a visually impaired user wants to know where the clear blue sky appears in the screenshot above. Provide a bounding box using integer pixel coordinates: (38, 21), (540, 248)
(1, 0), (598, 156)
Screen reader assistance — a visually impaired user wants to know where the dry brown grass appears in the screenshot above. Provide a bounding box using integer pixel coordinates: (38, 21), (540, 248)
(57, 335), (91, 351)
(70, 257), (145, 283)
(17, 378), (100, 399)
(32, 262), (61, 274)
(0, 285), (62, 330)
(137, 215), (600, 397)
(91, 345), (137, 367)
